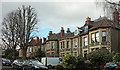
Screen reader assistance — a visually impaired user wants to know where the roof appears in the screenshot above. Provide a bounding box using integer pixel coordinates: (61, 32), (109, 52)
(48, 33), (61, 40)
(29, 40), (42, 46)
(89, 17), (114, 31)
(61, 32), (74, 40)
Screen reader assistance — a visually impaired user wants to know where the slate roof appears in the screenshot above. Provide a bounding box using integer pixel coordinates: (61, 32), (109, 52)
(48, 33), (61, 40)
(29, 39), (42, 46)
(61, 32), (74, 40)
(89, 17), (114, 31)
(46, 32), (74, 41)
(77, 17), (120, 36)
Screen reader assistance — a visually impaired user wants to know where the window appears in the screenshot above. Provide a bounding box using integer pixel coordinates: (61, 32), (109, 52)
(67, 52), (69, 54)
(102, 31), (106, 42)
(96, 48), (99, 50)
(74, 40), (77, 48)
(84, 51), (87, 58)
(29, 48), (32, 53)
(60, 42), (62, 49)
(80, 37), (82, 46)
(84, 26), (88, 32)
(51, 42), (54, 49)
(47, 43), (50, 49)
(95, 32), (99, 42)
(63, 53), (65, 56)
(35, 47), (39, 51)
(91, 33), (95, 43)
(51, 52), (54, 56)
(74, 52), (77, 56)
(91, 48), (95, 51)
(63, 41), (65, 48)
(84, 37), (87, 47)
(67, 41), (69, 49)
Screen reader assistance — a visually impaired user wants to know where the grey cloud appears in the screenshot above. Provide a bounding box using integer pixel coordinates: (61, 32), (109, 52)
(1, 2), (104, 37)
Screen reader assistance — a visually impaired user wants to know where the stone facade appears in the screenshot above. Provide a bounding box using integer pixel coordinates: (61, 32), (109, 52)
(24, 8), (120, 58)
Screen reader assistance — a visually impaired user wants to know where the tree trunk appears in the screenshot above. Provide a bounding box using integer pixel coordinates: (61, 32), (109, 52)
(22, 49), (27, 60)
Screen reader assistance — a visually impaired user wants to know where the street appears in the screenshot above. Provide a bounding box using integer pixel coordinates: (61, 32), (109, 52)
(1, 66), (56, 70)
(2, 66), (14, 70)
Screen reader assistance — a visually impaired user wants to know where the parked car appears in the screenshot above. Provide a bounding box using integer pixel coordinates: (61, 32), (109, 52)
(104, 62), (120, 70)
(41, 57), (62, 68)
(2, 58), (11, 66)
(22, 60), (48, 70)
(11, 59), (24, 70)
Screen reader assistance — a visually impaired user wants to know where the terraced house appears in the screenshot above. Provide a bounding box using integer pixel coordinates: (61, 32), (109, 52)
(59, 28), (74, 57)
(26, 37), (42, 57)
(78, 8), (120, 57)
(44, 31), (60, 57)
(24, 8), (120, 58)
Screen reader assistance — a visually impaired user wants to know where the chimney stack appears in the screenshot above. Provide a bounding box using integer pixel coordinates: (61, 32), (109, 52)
(40, 38), (42, 43)
(36, 37), (39, 42)
(113, 8), (119, 24)
(61, 27), (64, 37)
(49, 31), (53, 36)
(86, 17), (92, 24)
(66, 28), (70, 33)
(31, 38), (34, 41)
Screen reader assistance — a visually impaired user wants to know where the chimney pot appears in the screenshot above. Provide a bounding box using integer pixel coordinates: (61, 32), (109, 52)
(113, 8), (119, 24)
(49, 31), (53, 36)
(67, 28), (70, 33)
(61, 27), (64, 37)
(86, 17), (92, 24)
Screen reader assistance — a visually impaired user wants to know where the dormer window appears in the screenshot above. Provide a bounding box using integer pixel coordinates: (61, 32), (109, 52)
(84, 26), (88, 32)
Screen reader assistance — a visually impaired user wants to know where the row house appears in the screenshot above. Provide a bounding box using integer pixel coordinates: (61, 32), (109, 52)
(79, 8), (120, 57)
(24, 8), (120, 58)
(59, 28), (74, 57)
(26, 37), (42, 57)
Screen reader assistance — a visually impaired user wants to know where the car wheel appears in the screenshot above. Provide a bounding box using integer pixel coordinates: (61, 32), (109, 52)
(48, 65), (52, 69)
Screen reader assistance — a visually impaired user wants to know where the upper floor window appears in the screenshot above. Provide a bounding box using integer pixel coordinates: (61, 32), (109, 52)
(60, 42), (62, 49)
(63, 41), (65, 48)
(51, 42), (54, 49)
(29, 48), (32, 53)
(95, 32), (99, 42)
(84, 37), (87, 47)
(91, 33), (95, 43)
(47, 43), (50, 49)
(102, 31), (106, 42)
(80, 37), (82, 47)
(84, 26), (88, 32)
(66, 41), (69, 49)
(74, 40), (77, 48)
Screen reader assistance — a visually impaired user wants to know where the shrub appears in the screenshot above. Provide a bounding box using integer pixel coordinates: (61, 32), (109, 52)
(62, 54), (77, 69)
(113, 53), (120, 62)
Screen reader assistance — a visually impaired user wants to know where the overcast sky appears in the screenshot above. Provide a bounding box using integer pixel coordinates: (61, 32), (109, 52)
(0, 0), (104, 38)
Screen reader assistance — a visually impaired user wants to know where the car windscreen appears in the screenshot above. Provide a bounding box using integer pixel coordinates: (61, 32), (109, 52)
(32, 60), (44, 66)
(106, 63), (118, 67)
(18, 60), (23, 63)
(2, 59), (10, 62)
(15, 60), (23, 64)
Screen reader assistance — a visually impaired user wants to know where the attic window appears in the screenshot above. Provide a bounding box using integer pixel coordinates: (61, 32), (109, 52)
(84, 26), (88, 32)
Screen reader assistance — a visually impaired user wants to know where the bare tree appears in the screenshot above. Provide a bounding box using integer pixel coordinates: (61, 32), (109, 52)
(1, 5), (38, 59)
(1, 11), (19, 59)
(16, 5), (38, 59)
(96, 0), (120, 18)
